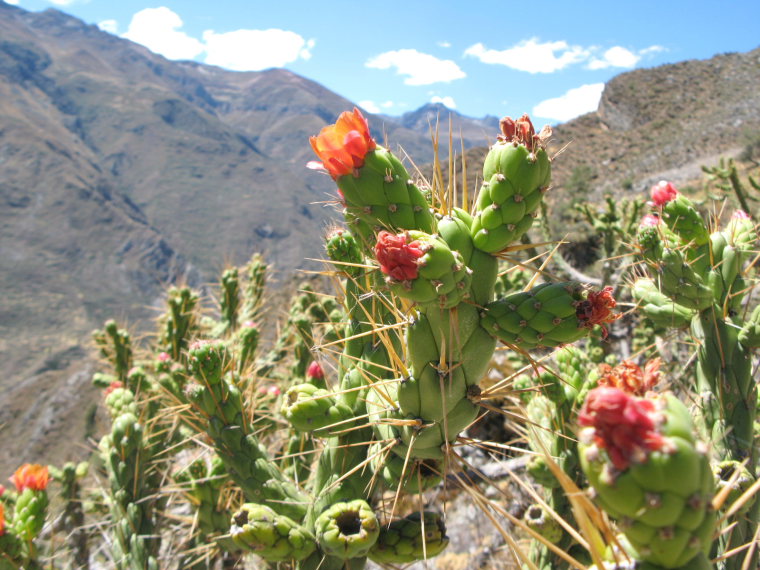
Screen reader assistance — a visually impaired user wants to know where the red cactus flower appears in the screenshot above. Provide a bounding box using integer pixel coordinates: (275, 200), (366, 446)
(309, 108), (376, 179)
(374, 231), (425, 281)
(579, 387), (667, 471)
(598, 358), (661, 396)
(10, 464), (50, 492)
(577, 286), (620, 339)
(307, 361), (325, 381)
(649, 180), (678, 207)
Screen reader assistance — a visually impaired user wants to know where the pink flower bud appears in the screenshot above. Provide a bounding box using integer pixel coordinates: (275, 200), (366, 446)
(104, 381), (124, 396)
(157, 351), (171, 362)
(649, 180), (678, 206)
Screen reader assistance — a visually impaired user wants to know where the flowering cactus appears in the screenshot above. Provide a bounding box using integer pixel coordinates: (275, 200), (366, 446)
(578, 386), (715, 569)
(631, 181), (759, 568)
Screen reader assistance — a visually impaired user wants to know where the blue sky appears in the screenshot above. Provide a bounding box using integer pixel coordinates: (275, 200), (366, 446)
(6, 0), (760, 124)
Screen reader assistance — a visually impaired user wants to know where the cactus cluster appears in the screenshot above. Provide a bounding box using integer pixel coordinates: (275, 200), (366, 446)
(2, 108), (758, 570)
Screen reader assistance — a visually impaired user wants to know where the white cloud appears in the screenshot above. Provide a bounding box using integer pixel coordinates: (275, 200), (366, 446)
(640, 45), (666, 56)
(4, 0), (20, 5)
(588, 46), (640, 70)
(464, 39), (589, 73)
(98, 20), (119, 34)
(120, 7), (312, 71)
(46, 0), (78, 5)
(532, 83), (605, 122)
(358, 100), (380, 113)
(358, 100), (394, 114)
(203, 29), (314, 71)
(366, 49), (465, 86)
(588, 45), (666, 70)
(438, 41), (452, 48)
(430, 95), (456, 109)
(123, 7), (205, 60)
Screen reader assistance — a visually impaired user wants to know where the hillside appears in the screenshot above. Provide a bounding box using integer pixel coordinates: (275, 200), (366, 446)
(0, 0), (758, 473)
(0, 3), (500, 471)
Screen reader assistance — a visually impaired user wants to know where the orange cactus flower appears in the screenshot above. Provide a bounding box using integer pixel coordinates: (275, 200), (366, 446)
(0, 502), (5, 536)
(598, 358), (661, 396)
(10, 463), (50, 492)
(309, 108), (376, 179)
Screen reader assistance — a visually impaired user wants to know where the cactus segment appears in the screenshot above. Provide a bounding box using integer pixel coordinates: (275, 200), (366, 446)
(375, 230), (472, 308)
(482, 282), (618, 350)
(738, 304), (760, 348)
(333, 147), (435, 236)
(314, 500), (380, 559)
(325, 227), (366, 277)
(231, 504), (316, 561)
(632, 278), (696, 329)
(470, 115), (551, 253)
(578, 388), (715, 568)
(281, 383), (356, 435)
(653, 249), (714, 311)
(369, 512), (449, 564)
(649, 182), (709, 246)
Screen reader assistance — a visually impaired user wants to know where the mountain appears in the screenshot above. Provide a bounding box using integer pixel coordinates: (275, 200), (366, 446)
(0, 3), (499, 471)
(548, 47), (760, 196)
(1, 0), (758, 472)
(391, 102), (499, 148)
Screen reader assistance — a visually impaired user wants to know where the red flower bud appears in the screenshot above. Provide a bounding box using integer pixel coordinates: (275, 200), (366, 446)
(307, 361), (325, 381)
(374, 231), (425, 281)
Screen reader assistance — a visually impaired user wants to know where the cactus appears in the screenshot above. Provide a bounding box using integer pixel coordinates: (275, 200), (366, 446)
(578, 386), (715, 569)
(10, 105), (759, 570)
(631, 182), (759, 569)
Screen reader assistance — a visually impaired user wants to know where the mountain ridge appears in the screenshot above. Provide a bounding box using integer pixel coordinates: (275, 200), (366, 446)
(1, 1), (758, 471)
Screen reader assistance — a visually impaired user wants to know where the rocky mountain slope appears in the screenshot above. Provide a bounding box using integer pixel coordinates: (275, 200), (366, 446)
(0, 3), (500, 471)
(1, 1), (758, 473)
